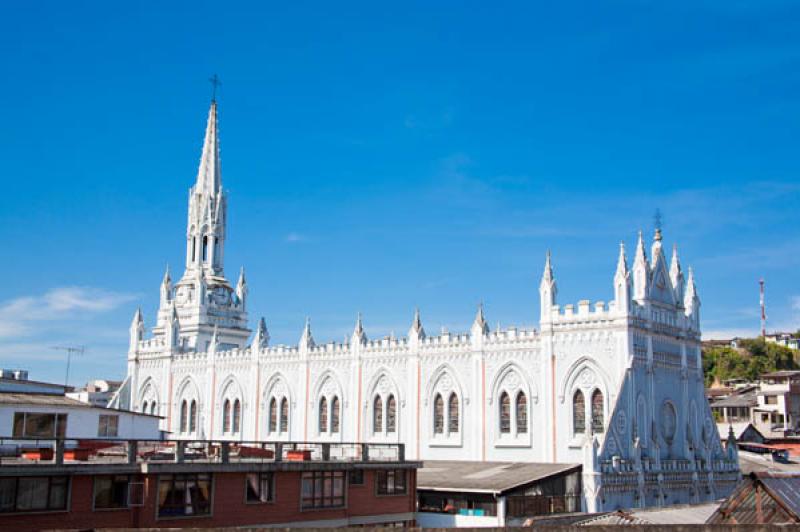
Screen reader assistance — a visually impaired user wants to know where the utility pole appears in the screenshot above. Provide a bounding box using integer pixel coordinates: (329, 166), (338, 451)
(760, 279), (766, 338)
(51, 346), (85, 387)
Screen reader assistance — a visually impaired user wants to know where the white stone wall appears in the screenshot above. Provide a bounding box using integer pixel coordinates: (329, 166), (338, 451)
(120, 102), (739, 513)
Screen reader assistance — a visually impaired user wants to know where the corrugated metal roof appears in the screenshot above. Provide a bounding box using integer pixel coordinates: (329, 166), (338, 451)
(417, 460), (580, 494)
(759, 474), (800, 519)
(0, 392), (91, 407)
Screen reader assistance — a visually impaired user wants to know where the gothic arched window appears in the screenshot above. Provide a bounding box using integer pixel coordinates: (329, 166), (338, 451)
(591, 390), (604, 434)
(433, 394), (444, 434)
(202, 236), (208, 262)
(223, 399), (231, 433)
(150, 402), (157, 416)
(386, 395), (397, 433)
(331, 396), (340, 434)
(319, 397), (328, 433)
(233, 399), (241, 433)
(269, 398), (277, 433)
(280, 398), (288, 433)
(516, 392), (528, 434)
(180, 400), (188, 433)
(373, 396), (383, 433)
(573, 390), (585, 434)
(448, 393), (459, 434)
(142, 401), (149, 414)
(189, 400), (197, 433)
(499, 392), (511, 433)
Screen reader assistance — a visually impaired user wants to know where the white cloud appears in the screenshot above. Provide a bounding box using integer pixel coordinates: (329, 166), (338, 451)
(0, 287), (137, 339)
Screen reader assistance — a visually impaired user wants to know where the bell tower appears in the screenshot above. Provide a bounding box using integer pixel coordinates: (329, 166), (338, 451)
(152, 98), (250, 352)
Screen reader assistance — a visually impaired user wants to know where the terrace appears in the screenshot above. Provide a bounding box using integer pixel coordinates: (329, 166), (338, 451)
(0, 438), (412, 473)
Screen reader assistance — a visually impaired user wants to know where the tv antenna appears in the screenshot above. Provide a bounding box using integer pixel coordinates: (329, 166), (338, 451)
(51, 345), (86, 387)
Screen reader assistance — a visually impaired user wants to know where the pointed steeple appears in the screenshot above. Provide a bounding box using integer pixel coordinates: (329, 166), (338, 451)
(539, 250), (557, 322)
(208, 325), (219, 353)
(409, 307), (426, 344)
(684, 267), (700, 329)
(129, 307), (144, 351)
(196, 101), (221, 195)
(614, 241), (631, 314)
(160, 265), (172, 305)
(471, 303), (489, 336)
(670, 244), (685, 305)
(299, 317), (315, 349)
(632, 231), (650, 302)
(236, 267), (247, 307)
(615, 241), (629, 277)
(352, 312), (367, 346)
(253, 317), (269, 349)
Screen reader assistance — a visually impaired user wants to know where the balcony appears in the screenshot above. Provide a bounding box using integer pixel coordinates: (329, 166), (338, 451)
(0, 438), (408, 469)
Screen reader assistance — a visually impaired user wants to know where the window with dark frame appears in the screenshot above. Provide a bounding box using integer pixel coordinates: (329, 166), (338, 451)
(433, 394), (444, 434)
(376, 469), (407, 495)
(300, 471), (345, 509)
(93, 475), (129, 509)
(499, 392), (511, 433)
(269, 397), (277, 432)
(0, 476), (69, 513)
(233, 399), (241, 433)
(223, 399), (231, 433)
(573, 390), (585, 434)
(331, 396), (340, 433)
(349, 469), (364, 486)
(280, 398), (288, 432)
(448, 392), (459, 433)
(319, 397), (328, 433)
(98, 415), (119, 437)
(157, 473), (212, 518)
(245, 472), (274, 503)
(591, 389), (604, 434)
(12, 413), (68, 438)
(386, 395), (397, 433)
(516, 391), (528, 434)
(373, 395), (383, 433)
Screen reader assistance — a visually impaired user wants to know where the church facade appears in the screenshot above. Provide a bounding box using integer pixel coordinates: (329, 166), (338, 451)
(115, 101), (740, 511)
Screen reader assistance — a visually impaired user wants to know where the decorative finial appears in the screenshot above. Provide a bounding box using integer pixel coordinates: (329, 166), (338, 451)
(209, 74), (222, 102)
(653, 208), (663, 241)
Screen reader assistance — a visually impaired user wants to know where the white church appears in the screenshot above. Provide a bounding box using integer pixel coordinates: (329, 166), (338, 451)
(113, 100), (740, 511)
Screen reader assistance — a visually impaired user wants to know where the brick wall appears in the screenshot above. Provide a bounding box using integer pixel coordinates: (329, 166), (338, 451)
(0, 468), (416, 531)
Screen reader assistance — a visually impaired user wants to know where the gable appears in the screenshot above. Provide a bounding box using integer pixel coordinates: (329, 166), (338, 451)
(648, 251), (677, 306)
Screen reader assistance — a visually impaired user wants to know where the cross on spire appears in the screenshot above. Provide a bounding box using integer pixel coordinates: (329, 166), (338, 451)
(209, 74), (222, 102)
(653, 208), (663, 241)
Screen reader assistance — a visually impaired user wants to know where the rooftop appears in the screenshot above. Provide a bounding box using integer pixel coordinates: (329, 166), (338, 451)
(710, 390), (758, 408)
(0, 392), (161, 418)
(417, 460), (580, 495)
(762, 370), (800, 379)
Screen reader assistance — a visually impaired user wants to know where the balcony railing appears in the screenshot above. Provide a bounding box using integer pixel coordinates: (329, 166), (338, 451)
(0, 438), (406, 467)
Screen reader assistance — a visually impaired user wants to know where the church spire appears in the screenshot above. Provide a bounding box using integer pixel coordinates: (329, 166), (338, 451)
(632, 231), (650, 302)
(670, 244), (685, 305)
(196, 100), (221, 195)
(352, 312), (367, 346)
(409, 307), (426, 344)
(539, 250), (557, 322)
(471, 303), (489, 336)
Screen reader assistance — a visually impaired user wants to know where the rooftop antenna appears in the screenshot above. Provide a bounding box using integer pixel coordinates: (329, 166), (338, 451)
(51, 345), (85, 387)
(760, 279), (766, 338)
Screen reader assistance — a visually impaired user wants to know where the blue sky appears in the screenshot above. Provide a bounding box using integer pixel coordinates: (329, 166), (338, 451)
(1, 1), (799, 386)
